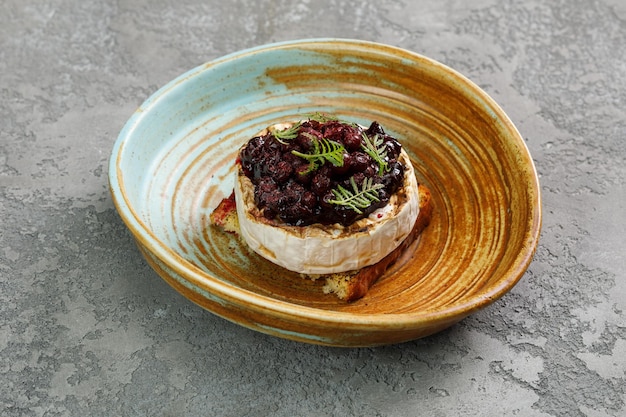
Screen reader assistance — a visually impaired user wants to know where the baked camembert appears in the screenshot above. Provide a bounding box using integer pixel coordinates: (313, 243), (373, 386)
(211, 114), (431, 301)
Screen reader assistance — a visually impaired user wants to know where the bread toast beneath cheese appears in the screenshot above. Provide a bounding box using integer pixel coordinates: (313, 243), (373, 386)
(209, 192), (239, 233)
(210, 185), (432, 302)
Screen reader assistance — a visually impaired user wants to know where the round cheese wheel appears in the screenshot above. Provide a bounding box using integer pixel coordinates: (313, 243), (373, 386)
(234, 149), (420, 275)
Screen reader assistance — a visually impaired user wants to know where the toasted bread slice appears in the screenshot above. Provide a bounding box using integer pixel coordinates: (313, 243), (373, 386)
(210, 184), (432, 302)
(209, 192), (239, 233)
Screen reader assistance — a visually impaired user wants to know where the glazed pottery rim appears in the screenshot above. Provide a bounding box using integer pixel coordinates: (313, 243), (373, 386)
(109, 38), (542, 328)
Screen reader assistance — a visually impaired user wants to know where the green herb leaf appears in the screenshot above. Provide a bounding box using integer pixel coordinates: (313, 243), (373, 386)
(291, 136), (345, 173)
(307, 112), (339, 123)
(272, 122), (302, 144)
(361, 133), (389, 175)
(328, 176), (384, 214)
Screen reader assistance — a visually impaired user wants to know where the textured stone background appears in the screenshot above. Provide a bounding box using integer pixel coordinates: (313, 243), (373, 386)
(1, 0), (625, 416)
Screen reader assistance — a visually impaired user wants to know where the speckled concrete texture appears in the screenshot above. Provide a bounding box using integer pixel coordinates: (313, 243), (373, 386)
(1, 0), (625, 416)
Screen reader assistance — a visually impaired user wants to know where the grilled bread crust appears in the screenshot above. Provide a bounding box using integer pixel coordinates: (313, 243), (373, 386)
(210, 184), (432, 301)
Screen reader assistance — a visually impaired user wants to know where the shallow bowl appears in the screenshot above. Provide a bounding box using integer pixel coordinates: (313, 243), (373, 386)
(109, 39), (541, 347)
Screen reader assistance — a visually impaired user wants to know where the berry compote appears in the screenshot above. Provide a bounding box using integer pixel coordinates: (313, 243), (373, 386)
(238, 117), (406, 226)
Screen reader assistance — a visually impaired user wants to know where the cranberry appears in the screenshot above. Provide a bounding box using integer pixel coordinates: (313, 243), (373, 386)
(261, 189), (283, 215)
(311, 170), (331, 196)
(384, 138), (402, 159)
(320, 191), (336, 209)
(301, 191), (317, 210)
(383, 161), (405, 188)
(366, 121), (386, 136)
(321, 122), (344, 142)
(294, 165), (313, 184)
(363, 164), (378, 178)
(331, 152), (351, 175)
(343, 129), (363, 151)
(296, 128), (321, 150)
(268, 160), (293, 183)
(256, 177), (277, 194)
(349, 152), (371, 172)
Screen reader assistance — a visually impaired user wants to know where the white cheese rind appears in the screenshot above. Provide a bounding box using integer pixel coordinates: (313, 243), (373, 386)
(234, 149), (420, 275)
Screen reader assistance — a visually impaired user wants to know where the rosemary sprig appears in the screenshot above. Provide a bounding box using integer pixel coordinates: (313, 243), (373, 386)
(361, 133), (389, 175)
(328, 176), (385, 214)
(292, 135), (345, 174)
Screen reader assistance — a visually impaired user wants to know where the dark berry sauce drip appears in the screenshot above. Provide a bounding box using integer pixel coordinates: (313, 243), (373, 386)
(239, 119), (405, 226)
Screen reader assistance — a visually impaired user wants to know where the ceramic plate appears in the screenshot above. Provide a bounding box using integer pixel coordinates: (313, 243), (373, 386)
(109, 39), (542, 347)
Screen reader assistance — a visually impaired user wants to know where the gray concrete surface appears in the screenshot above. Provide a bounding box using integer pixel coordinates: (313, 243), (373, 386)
(1, 0), (625, 416)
